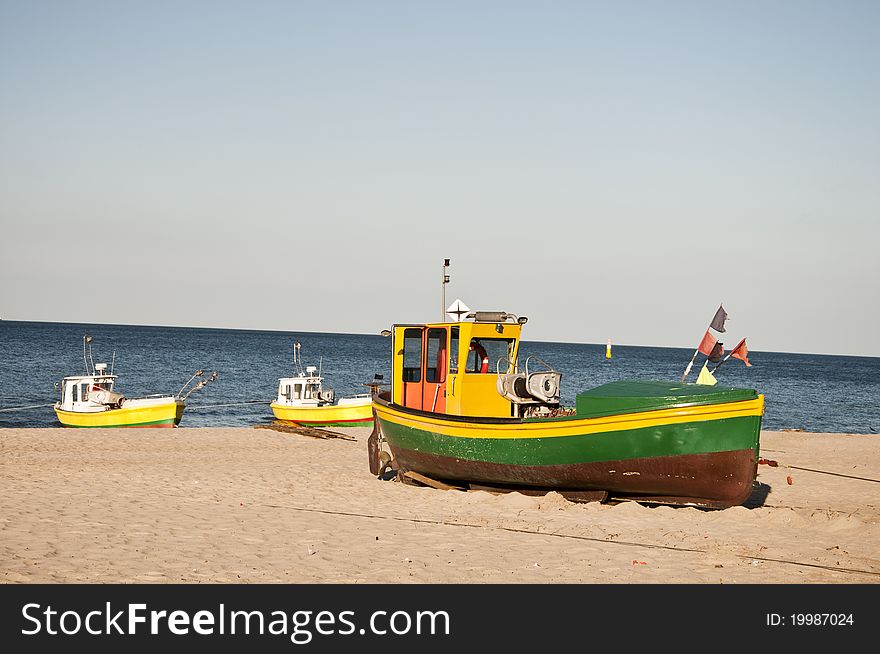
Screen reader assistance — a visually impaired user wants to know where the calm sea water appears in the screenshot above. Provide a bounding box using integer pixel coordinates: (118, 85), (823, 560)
(1, 320), (878, 434)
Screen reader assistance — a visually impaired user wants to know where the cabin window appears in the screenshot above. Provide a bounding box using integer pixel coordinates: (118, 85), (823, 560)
(293, 383), (302, 399)
(425, 328), (447, 383)
(284, 385), (291, 400)
(80, 383), (90, 401)
(72, 384), (78, 403)
(465, 338), (516, 374)
(402, 328), (422, 382)
(449, 327), (459, 375)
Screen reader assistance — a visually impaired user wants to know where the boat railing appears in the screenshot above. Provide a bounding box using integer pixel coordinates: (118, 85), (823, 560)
(524, 355), (558, 376)
(495, 357), (517, 375)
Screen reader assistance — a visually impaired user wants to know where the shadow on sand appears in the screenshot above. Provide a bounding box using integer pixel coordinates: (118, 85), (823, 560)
(742, 482), (771, 509)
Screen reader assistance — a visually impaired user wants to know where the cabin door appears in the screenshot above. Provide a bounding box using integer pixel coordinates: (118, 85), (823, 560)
(401, 327), (425, 410)
(421, 327), (447, 413)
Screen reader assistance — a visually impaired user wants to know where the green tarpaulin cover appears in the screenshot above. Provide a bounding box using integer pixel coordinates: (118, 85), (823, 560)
(575, 380), (758, 419)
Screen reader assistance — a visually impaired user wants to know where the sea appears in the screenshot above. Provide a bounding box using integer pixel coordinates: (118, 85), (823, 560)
(1, 320), (878, 434)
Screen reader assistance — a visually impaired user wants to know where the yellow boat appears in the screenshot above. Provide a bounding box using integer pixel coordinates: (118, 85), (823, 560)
(270, 342), (373, 427)
(53, 335), (214, 428)
(55, 391), (185, 428)
(270, 399), (373, 427)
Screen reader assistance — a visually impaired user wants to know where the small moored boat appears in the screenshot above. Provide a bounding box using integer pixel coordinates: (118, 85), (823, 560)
(54, 335), (215, 428)
(270, 342), (373, 427)
(369, 311), (764, 508)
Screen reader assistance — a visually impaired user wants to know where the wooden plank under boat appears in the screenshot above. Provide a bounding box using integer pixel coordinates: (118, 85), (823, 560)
(371, 312), (764, 508)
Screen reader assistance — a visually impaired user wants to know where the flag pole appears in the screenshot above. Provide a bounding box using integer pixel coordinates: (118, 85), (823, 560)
(711, 352), (733, 375)
(681, 305), (728, 383)
(713, 338), (748, 374)
(681, 349), (700, 382)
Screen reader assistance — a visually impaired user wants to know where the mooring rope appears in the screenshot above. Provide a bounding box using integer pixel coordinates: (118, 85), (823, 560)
(760, 458), (880, 484)
(186, 400), (270, 410)
(786, 465), (880, 484)
(225, 500), (877, 578)
(0, 403), (54, 413)
(0, 401), (272, 413)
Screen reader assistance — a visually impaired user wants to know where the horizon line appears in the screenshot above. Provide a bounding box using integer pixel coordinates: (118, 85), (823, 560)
(2, 317), (877, 360)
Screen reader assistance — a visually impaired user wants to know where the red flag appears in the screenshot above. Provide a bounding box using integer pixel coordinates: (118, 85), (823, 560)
(697, 330), (717, 357)
(730, 338), (752, 367)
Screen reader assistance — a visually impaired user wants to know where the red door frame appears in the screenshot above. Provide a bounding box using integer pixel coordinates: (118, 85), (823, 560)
(421, 327), (447, 413)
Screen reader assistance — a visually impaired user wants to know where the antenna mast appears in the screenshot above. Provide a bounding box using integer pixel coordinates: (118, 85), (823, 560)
(83, 334), (95, 375)
(441, 258), (450, 322)
(293, 342), (303, 376)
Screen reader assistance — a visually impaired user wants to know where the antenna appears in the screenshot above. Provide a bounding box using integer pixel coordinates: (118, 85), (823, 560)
(293, 342), (304, 376)
(319, 355), (323, 379)
(111, 350), (116, 375)
(83, 334), (95, 375)
(441, 258), (450, 322)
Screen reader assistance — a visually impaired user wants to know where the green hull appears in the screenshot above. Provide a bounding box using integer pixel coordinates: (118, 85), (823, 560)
(60, 417), (179, 428)
(374, 381), (764, 507)
(380, 414), (761, 467)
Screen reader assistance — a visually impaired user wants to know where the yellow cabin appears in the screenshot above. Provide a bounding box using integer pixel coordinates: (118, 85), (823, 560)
(389, 311), (528, 418)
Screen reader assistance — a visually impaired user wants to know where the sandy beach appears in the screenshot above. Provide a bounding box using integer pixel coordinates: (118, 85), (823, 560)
(1, 427), (877, 584)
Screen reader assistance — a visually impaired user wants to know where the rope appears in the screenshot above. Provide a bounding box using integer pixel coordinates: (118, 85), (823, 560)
(760, 458), (880, 484)
(0, 403), (54, 413)
(246, 501), (880, 578)
(786, 465), (880, 484)
(186, 400), (270, 410)
(59, 488), (880, 579)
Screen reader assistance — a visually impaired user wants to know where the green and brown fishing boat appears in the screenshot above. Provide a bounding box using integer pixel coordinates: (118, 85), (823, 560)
(369, 311), (764, 508)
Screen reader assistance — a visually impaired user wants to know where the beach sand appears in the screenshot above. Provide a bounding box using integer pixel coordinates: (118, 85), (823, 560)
(1, 427), (877, 583)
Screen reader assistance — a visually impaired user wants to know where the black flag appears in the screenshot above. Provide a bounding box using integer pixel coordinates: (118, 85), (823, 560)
(709, 305), (728, 333)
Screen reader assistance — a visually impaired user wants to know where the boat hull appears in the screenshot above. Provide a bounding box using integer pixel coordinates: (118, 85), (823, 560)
(374, 395), (764, 508)
(270, 400), (374, 427)
(54, 399), (185, 428)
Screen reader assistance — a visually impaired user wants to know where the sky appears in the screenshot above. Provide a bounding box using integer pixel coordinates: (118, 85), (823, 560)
(1, 1), (878, 356)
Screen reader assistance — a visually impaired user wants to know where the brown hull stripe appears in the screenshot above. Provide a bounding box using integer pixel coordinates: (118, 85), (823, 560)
(390, 447), (758, 507)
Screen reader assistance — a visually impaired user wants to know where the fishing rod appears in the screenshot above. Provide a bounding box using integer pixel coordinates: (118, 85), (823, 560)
(178, 370), (219, 401)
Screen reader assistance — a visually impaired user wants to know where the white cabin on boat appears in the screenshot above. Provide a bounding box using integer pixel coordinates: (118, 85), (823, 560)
(275, 366), (336, 407)
(57, 363), (124, 413)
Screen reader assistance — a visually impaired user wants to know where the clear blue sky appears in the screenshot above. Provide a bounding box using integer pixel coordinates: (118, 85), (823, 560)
(1, 1), (878, 355)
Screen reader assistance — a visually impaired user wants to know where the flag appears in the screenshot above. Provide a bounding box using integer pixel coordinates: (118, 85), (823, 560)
(709, 305), (728, 333)
(708, 341), (725, 363)
(696, 362), (717, 386)
(730, 338), (752, 367)
(697, 330), (718, 357)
